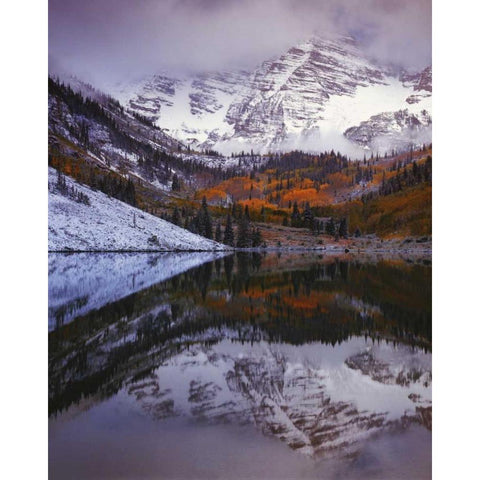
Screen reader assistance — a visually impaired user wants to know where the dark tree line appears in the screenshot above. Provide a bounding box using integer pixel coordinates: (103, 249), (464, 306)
(362, 155), (432, 202)
(228, 202), (264, 248)
(260, 150), (349, 184)
(48, 154), (137, 207)
(166, 196), (264, 246)
(286, 200), (347, 238)
(202, 149), (221, 157)
(49, 77), (251, 188)
(88, 170), (136, 206)
(223, 215), (235, 246)
(51, 169), (91, 205)
(130, 110), (161, 130)
(235, 216), (263, 248)
(166, 196), (214, 239)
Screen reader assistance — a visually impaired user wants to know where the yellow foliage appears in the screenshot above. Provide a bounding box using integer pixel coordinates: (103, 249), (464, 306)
(281, 188), (332, 207)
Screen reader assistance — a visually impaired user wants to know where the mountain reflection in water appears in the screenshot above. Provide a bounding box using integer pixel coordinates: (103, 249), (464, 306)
(49, 252), (431, 479)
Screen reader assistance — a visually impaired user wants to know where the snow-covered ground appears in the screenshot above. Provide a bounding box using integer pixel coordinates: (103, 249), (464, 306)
(48, 251), (228, 331)
(48, 167), (227, 252)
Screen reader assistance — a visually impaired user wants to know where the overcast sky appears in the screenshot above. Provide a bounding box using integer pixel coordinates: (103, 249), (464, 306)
(49, 0), (431, 86)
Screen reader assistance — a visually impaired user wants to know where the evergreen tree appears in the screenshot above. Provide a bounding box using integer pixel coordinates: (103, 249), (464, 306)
(326, 217), (336, 236)
(338, 217), (348, 238)
(302, 202), (314, 230)
(187, 216), (198, 234)
(215, 222), (222, 242)
(171, 206), (181, 226)
(171, 174), (181, 191)
(251, 227), (263, 247)
(203, 201), (213, 239)
(194, 196), (213, 239)
(236, 217), (251, 248)
(223, 214), (235, 246)
(291, 201), (302, 227)
(56, 169), (67, 193)
(260, 205), (266, 222)
(231, 201), (243, 220)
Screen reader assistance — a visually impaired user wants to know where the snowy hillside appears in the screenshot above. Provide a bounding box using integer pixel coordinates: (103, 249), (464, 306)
(106, 35), (431, 154)
(48, 167), (227, 252)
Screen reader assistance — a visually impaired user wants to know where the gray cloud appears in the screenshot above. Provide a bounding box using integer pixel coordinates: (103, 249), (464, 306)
(49, 0), (431, 87)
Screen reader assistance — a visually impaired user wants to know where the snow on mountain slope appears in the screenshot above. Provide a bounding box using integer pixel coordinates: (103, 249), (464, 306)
(341, 66), (432, 151)
(401, 66), (432, 95)
(48, 167), (227, 252)
(109, 70), (250, 149)
(49, 76), (183, 156)
(319, 77), (431, 134)
(48, 251), (228, 331)
(106, 35), (431, 155)
(220, 36), (386, 148)
(344, 108), (432, 151)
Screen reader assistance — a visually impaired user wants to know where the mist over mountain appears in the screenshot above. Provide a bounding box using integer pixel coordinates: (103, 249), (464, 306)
(101, 35), (431, 156)
(49, 0), (431, 87)
(49, 1), (431, 156)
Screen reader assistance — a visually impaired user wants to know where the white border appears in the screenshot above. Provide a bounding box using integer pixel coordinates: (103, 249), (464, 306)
(4, 0), (480, 478)
(3, 0), (48, 478)
(432, 0), (480, 477)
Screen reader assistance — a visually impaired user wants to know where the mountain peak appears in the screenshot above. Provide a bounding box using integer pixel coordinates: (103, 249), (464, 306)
(98, 35), (431, 156)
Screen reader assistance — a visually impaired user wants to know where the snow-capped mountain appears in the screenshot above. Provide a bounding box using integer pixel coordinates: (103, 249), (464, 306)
(344, 108), (432, 150)
(401, 66), (432, 100)
(109, 70), (250, 149)
(48, 76), (248, 201)
(107, 35), (431, 154)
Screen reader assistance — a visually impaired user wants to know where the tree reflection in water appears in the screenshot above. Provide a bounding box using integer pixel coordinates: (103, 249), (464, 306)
(49, 253), (431, 417)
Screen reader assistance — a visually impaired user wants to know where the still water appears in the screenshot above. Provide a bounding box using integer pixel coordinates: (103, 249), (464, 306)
(49, 252), (431, 479)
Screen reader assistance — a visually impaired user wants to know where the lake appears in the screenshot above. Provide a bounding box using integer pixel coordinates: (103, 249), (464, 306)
(49, 251), (431, 479)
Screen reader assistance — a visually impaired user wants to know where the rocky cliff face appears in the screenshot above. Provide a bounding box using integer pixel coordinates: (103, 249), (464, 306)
(223, 36), (386, 148)
(401, 66), (432, 93)
(111, 70), (250, 147)
(342, 64), (432, 151)
(107, 35), (431, 155)
(127, 75), (181, 118)
(344, 109), (432, 150)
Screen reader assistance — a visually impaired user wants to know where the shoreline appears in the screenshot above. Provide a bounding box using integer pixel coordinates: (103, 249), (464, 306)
(48, 243), (431, 257)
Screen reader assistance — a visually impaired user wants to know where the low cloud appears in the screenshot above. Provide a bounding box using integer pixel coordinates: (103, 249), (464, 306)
(49, 0), (431, 88)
